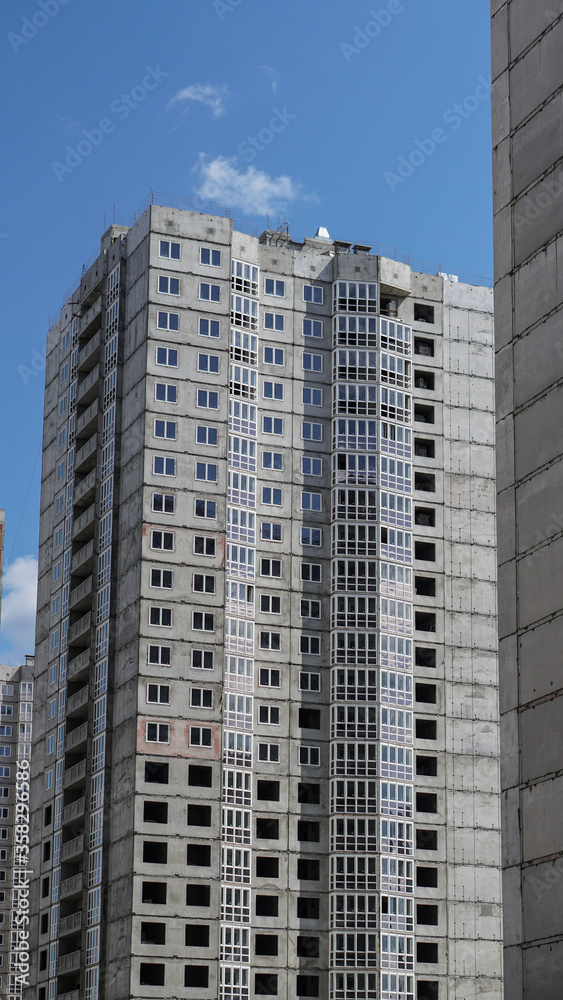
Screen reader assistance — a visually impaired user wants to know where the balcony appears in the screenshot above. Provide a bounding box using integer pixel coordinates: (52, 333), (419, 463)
(72, 503), (95, 543)
(71, 538), (95, 576)
(67, 649), (90, 683)
(68, 612), (91, 647)
(63, 759), (87, 790)
(76, 399), (99, 439)
(69, 575), (92, 613)
(61, 836), (85, 863)
(65, 721), (88, 753)
(76, 363), (100, 405)
(62, 798), (86, 826)
(59, 870), (84, 899)
(58, 949), (82, 974)
(57, 991), (80, 1000)
(74, 435), (97, 475)
(58, 909), (83, 936)
(66, 685), (88, 717)
(78, 329), (101, 373)
(73, 466), (96, 508)
(79, 294), (102, 338)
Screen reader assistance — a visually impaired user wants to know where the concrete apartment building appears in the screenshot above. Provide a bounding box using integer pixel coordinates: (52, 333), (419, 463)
(492, 2), (563, 996)
(27, 201), (502, 1000)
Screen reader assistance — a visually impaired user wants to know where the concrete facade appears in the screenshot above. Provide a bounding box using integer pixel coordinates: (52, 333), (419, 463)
(492, 2), (563, 997)
(28, 205), (501, 1000)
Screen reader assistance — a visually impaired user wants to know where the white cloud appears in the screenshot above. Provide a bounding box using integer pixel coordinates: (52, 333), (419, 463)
(259, 65), (280, 93)
(0, 556), (37, 663)
(193, 154), (317, 216)
(168, 83), (228, 118)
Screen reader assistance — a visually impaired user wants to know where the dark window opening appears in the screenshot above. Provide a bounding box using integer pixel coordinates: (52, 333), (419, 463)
(414, 438), (435, 458)
(415, 576), (436, 597)
(186, 884), (211, 907)
(417, 942), (439, 963)
(299, 708), (321, 729)
(417, 904), (439, 925)
(257, 780), (280, 801)
(416, 683), (437, 704)
(39, 950), (47, 971)
(298, 858), (320, 881)
(184, 966), (209, 988)
(297, 897), (320, 919)
(415, 541), (436, 562)
(255, 973), (278, 996)
(297, 821), (320, 842)
(298, 783), (320, 804)
(416, 866), (438, 888)
(40, 913), (49, 935)
(185, 924), (210, 947)
(416, 718), (437, 740)
(188, 764), (212, 787)
(255, 934), (279, 956)
(297, 976), (320, 998)
(256, 895), (279, 917)
(145, 761), (169, 784)
(415, 472), (435, 493)
(415, 403), (435, 424)
(142, 841), (167, 865)
(416, 755), (438, 777)
(414, 303), (435, 324)
(142, 881), (167, 904)
(418, 984), (439, 1000)
(297, 936), (320, 958)
(415, 337), (434, 357)
(256, 817), (280, 840)
(415, 506), (435, 527)
(139, 964), (165, 987)
(256, 856), (279, 878)
(416, 611), (436, 632)
(43, 841), (51, 862)
(416, 792), (438, 814)
(141, 922), (166, 945)
(44, 805), (52, 827)
(416, 647), (437, 668)
(414, 370), (435, 390)
(143, 801), (168, 824)
(188, 804), (212, 827)
(416, 829), (438, 852)
(187, 844), (211, 867)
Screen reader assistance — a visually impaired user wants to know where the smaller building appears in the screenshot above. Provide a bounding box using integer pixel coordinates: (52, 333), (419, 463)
(0, 657), (35, 1000)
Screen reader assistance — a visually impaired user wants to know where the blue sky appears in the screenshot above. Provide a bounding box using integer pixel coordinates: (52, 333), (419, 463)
(0, 0), (492, 662)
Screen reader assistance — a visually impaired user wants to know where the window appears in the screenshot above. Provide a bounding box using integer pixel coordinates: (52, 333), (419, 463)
(302, 457), (323, 476)
(153, 456), (176, 477)
(302, 422), (323, 441)
(299, 746), (320, 766)
(192, 649), (214, 670)
(262, 416), (283, 435)
(303, 352), (323, 372)
(146, 722), (170, 743)
(303, 387), (322, 406)
(259, 632), (281, 651)
(148, 645), (171, 666)
(147, 684), (170, 705)
(60, 395), (67, 414)
(156, 346), (178, 367)
(260, 595), (281, 614)
(196, 425), (218, 446)
(261, 522), (282, 542)
(264, 347), (284, 366)
(258, 743), (279, 762)
(199, 282), (221, 302)
(193, 612), (215, 632)
(196, 462), (217, 482)
(262, 452), (283, 471)
(155, 382), (177, 403)
(200, 246), (221, 266)
(159, 239), (180, 259)
(300, 636), (321, 655)
(193, 574), (215, 594)
(199, 317), (220, 338)
(259, 705), (280, 725)
(197, 390), (218, 409)
(414, 303), (434, 324)
(264, 312), (284, 331)
(150, 607), (172, 627)
(302, 492), (321, 511)
(152, 493), (175, 514)
(303, 284), (323, 304)
(158, 275), (180, 295)
(154, 419), (177, 440)
(299, 672), (321, 691)
(195, 499), (217, 519)
(300, 600), (321, 619)
(151, 568), (173, 590)
(157, 310), (179, 331)
(303, 318), (323, 338)
(262, 487), (282, 506)
(301, 563), (322, 583)
(198, 353), (219, 374)
(260, 558), (282, 577)
(194, 535), (216, 556)
(259, 668), (281, 687)
(265, 278), (285, 296)
(54, 528), (63, 548)
(191, 688), (213, 708)
(301, 528), (322, 547)
(263, 381), (283, 400)
(190, 727), (213, 747)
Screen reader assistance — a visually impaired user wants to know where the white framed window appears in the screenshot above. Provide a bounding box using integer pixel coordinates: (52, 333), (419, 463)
(260, 595), (281, 614)
(303, 318), (323, 338)
(156, 346), (178, 367)
(199, 317), (220, 337)
(259, 631), (281, 651)
(300, 635), (321, 655)
(149, 606), (172, 627)
(259, 705), (280, 725)
(199, 282), (221, 302)
(197, 389), (219, 409)
(195, 498), (217, 519)
(259, 668), (281, 687)
(299, 745), (321, 765)
(155, 382), (177, 403)
(192, 649), (214, 670)
(196, 425), (218, 446)
(157, 310), (179, 331)
(146, 722), (170, 743)
(258, 742), (279, 762)
(48, 700), (56, 720)
(148, 645), (171, 666)
(46, 769), (53, 790)
(151, 530), (175, 551)
(302, 457), (323, 476)
(193, 574), (215, 594)
(263, 347), (284, 366)
(60, 395), (67, 415)
(153, 456), (176, 477)
(198, 353), (219, 374)
(191, 688), (213, 708)
(190, 726), (213, 746)
(196, 462), (217, 482)
(264, 312), (284, 332)
(300, 671), (321, 691)
(301, 527), (322, 546)
(193, 612), (215, 632)
(194, 535), (216, 556)
(303, 352), (323, 372)
(147, 683), (170, 704)
(303, 387), (322, 406)
(152, 492), (175, 514)
(302, 422), (323, 442)
(303, 284), (323, 304)
(232, 259), (259, 295)
(262, 452), (283, 472)
(302, 491), (322, 511)
(262, 487), (282, 506)
(300, 598), (321, 618)
(158, 275), (180, 295)
(159, 239), (181, 259)
(301, 563), (322, 583)
(261, 522), (282, 542)
(47, 735), (55, 755)
(262, 416), (283, 435)
(154, 419), (177, 440)
(150, 568), (173, 589)
(200, 246), (221, 266)
(265, 278), (285, 296)
(263, 381), (283, 400)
